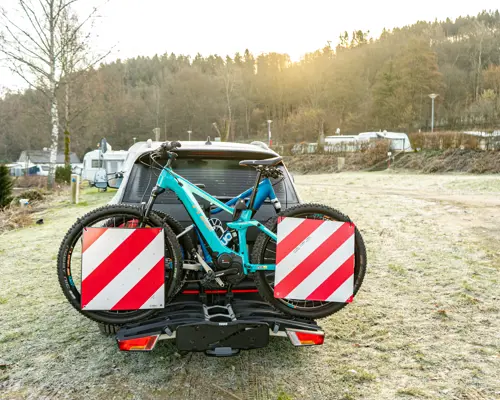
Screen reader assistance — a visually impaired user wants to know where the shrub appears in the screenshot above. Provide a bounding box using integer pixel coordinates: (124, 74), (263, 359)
(55, 165), (72, 184)
(0, 164), (14, 209)
(13, 175), (47, 189)
(361, 141), (389, 166)
(408, 131), (480, 151)
(0, 207), (33, 232)
(15, 189), (45, 202)
(281, 143), (294, 156)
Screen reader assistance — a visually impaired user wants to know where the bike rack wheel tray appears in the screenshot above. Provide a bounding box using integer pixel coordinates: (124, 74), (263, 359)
(115, 291), (325, 356)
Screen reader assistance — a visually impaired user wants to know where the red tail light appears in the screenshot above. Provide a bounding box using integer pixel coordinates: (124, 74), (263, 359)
(286, 329), (325, 346)
(117, 334), (159, 351)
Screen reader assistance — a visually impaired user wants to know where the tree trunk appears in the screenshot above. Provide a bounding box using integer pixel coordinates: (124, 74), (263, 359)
(64, 83), (70, 166)
(48, 0), (58, 188)
(48, 89), (60, 187)
(244, 101), (250, 139)
(225, 87), (232, 141)
(475, 32), (484, 102)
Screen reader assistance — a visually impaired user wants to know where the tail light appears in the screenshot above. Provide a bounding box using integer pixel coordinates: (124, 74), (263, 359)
(117, 334), (159, 351)
(286, 329), (324, 346)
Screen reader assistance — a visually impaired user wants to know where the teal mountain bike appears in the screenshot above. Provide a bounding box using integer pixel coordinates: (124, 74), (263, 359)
(58, 141), (367, 325)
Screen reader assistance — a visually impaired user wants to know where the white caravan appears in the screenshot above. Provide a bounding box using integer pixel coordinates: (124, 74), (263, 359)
(82, 148), (128, 185)
(358, 131), (413, 152)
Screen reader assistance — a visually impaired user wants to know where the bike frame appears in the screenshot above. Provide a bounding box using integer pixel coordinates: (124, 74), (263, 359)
(154, 165), (278, 273)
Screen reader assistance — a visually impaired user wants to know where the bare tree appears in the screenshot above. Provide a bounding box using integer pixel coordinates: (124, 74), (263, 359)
(0, 0), (107, 185)
(219, 57), (239, 142)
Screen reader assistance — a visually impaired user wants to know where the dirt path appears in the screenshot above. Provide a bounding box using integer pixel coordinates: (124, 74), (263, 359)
(1, 173), (499, 400)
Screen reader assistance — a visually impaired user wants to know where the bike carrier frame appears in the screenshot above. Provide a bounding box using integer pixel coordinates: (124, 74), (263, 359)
(115, 290), (325, 356)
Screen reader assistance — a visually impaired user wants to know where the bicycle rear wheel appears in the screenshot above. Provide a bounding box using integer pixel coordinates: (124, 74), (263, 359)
(57, 204), (182, 325)
(252, 203), (367, 319)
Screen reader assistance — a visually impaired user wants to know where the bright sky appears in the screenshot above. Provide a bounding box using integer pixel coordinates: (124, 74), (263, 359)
(1, 0), (499, 90)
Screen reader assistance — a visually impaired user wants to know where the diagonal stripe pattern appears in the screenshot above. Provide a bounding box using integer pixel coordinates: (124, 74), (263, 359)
(81, 227), (165, 310)
(274, 217), (355, 303)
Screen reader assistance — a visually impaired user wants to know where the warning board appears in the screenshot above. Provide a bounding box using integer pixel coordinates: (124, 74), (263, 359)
(81, 227), (165, 310)
(274, 217), (355, 302)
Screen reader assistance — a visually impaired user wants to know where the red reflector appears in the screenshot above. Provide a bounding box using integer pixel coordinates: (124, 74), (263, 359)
(117, 335), (159, 351)
(286, 329), (324, 346)
(232, 289), (259, 293)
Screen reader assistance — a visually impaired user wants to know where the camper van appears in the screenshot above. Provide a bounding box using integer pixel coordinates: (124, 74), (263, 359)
(7, 162), (50, 177)
(324, 135), (370, 152)
(358, 131), (413, 152)
(82, 149), (128, 186)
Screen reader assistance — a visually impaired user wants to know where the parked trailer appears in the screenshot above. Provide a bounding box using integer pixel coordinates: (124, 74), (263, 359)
(357, 131), (413, 152)
(82, 149), (128, 185)
(291, 132), (413, 154)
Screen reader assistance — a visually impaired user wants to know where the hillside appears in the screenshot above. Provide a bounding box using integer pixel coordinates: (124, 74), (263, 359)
(285, 150), (500, 174)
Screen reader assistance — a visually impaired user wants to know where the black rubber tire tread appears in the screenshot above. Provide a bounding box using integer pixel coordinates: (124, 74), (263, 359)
(57, 204), (183, 325)
(252, 203), (367, 319)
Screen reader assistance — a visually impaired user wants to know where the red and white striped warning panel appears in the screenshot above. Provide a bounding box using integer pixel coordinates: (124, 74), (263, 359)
(81, 227), (165, 310)
(274, 217), (355, 302)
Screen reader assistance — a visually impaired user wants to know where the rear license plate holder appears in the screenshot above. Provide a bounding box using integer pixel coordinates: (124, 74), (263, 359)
(176, 321), (269, 352)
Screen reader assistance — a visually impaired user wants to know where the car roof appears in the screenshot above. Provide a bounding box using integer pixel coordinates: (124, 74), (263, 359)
(130, 140), (277, 159)
(137, 140), (274, 152)
(123, 140), (278, 171)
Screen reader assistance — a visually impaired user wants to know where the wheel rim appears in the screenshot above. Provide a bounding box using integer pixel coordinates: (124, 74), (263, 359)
(259, 212), (362, 311)
(64, 212), (174, 317)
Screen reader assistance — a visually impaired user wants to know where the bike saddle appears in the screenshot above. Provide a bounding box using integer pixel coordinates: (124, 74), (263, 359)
(239, 156), (282, 167)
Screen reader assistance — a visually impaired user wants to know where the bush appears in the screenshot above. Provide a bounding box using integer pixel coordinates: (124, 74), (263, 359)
(55, 165), (72, 184)
(15, 189), (45, 202)
(0, 207), (33, 232)
(13, 175), (48, 189)
(0, 164), (14, 209)
(409, 131), (480, 151)
(361, 141), (390, 166)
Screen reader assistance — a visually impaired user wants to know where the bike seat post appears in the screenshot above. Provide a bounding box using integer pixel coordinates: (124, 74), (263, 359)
(247, 168), (263, 213)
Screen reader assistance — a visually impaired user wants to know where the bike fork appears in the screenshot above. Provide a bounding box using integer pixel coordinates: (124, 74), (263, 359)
(139, 185), (165, 227)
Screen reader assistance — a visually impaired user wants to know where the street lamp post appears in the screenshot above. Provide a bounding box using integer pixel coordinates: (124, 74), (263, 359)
(428, 94), (439, 132)
(187, 130), (192, 141)
(267, 120), (272, 147)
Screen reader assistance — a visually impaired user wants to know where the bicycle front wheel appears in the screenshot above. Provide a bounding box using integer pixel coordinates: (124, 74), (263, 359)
(57, 204), (182, 325)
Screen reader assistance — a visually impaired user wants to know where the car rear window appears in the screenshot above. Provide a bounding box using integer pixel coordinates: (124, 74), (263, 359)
(122, 157), (294, 204)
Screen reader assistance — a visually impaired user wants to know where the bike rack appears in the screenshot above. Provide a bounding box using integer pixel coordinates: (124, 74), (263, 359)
(115, 290), (325, 356)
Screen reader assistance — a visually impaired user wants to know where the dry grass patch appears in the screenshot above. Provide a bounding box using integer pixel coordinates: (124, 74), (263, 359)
(0, 207), (33, 232)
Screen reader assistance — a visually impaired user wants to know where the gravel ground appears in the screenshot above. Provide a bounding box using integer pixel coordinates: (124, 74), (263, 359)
(0, 173), (499, 400)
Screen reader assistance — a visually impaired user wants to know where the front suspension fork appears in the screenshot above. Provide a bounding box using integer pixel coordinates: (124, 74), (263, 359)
(139, 185), (165, 227)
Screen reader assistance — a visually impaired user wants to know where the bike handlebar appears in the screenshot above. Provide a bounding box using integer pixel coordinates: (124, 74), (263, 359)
(160, 141), (181, 152)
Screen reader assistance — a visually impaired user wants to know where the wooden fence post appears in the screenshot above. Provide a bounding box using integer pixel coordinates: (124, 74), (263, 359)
(337, 157), (345, 170)
(71, 174), (80, 204)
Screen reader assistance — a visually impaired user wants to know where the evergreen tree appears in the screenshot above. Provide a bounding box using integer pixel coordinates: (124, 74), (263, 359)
(0, 164), (13, 209)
